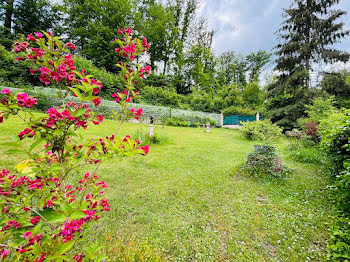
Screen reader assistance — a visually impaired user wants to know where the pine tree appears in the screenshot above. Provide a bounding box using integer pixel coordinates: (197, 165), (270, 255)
(266, 0), (349, 130)
(276, 0), (349, 88)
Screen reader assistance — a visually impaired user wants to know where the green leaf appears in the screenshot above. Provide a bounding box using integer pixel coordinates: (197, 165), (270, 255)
(74, 71), (83, 79)
(40, 208), (67, 224)
(54, 38), (63, 49)
(4, 149), (25, 154)
(70, 210), (87, 220)
(61, 202), (73, 216)
(1, 141), (20, 147)
(74, 108), (85, 117)
(58, 240), (75, 255)
(29, 138), (45, 153)
(70, 87), (83, 100)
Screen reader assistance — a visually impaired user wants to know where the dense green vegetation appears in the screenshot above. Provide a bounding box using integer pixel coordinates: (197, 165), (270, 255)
(1, 0), (350, 260)
(1, 0), (350, 121)
(0, 115), (333, 261)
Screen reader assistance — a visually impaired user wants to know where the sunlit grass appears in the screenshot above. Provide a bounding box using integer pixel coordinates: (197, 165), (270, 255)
(0, 115), (332, 261)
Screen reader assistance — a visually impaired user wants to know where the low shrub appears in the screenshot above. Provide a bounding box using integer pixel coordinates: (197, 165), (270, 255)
(241, 145), (289, 178)
(192, 121), (199, 128)
(165, 116), (190, 127)
(140, 85), (184, 108)
(240, 119), (282, 142)
(305, 120), (319, 142)
(287, 143), (325, 165)
(222, 105), (256, 116)
(133, 129), (172, 145)
(319, 109), (350, 259)
(319, 109), (350, 204)
(327, 216), (350, 262)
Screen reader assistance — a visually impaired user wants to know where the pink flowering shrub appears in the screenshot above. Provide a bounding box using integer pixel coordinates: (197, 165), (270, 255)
(112, 28), (151, 133)
(0, 29), (150, 261)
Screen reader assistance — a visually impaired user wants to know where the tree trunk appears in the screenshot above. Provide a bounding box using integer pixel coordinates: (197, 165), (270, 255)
(163, 59), (168, 75)
(306, 56), (310, 89)
(305, 0), (311, 89)
(4, 0), (14, 32)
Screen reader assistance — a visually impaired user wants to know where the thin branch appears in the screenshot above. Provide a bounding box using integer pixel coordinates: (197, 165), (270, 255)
(114, 116), (124, 136)
(4, 202), (49, 223)
(0, 243), (20, 250)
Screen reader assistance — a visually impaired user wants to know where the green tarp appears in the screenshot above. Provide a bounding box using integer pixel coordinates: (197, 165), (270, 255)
(223, 115), (256, 125)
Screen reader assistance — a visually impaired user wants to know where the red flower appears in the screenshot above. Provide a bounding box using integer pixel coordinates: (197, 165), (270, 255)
(15, 56), (26, 62)
(30, 69), (40, 75)
(1, 89), (10, 95)
(140, 145), (149, 155)
(23, 231), (31, 239)
(131, 108), (142, 120)
(27, 34), (36, 41)
(1, 250), (9, 259)
(34, 32), (43, 38)
(20, 248), (31, 253)
(66, 42), (77, 50)
(30, 216), (41, 225)
(18, 128), (33, 140)
(92, 97), (102, 107)
(92, 114), (104, 125)
(40, 66), (49, 75)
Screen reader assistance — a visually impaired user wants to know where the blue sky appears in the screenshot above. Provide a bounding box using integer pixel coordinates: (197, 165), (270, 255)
(200, 0), (350, 57)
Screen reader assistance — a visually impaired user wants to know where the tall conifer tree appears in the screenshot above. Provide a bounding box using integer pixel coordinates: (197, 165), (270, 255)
(267, 0), (349, 129)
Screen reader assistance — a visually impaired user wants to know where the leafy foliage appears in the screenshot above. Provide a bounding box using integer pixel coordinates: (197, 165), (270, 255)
(242, 146), (289, 178)
(133, 129), (172, 146)
(319, 109), (350, 260)
(0, 29), (149, 261)
(287, 140), (325, 165)
(240, 120), (282, 143)
(321, 71), (350, 108)
(165, 116), (190, 127)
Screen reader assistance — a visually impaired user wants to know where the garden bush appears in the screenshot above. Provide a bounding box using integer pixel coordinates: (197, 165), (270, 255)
(73, 56), (123, 99)
(241, 146), (289, 178)
(222, 105), (256, 116)
(240, 119), (282, 142)
(133, 129), (172, 146)
(165, 116), (190, 127)
(0, 45), (41, 88)
(192, 121), (199, 128)
(139, 85), (184, 108)
(287, 142), (325, 165)
(319, 109), (350, 260)
(0, 29), (150, 261)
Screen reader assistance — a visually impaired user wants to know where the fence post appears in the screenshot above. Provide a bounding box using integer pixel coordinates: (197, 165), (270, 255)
(220, 113), (224, 127)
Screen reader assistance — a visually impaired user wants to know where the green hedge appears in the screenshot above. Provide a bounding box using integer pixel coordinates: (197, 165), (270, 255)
(240, 120), (282, 142)
(319, 109), (350, 260)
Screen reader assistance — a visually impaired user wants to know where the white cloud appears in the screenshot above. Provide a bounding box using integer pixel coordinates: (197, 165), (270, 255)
(324, 61), (350, 72)
(263, 0), (280, 17)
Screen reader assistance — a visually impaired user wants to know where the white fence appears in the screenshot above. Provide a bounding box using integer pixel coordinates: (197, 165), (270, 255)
(1, 86), (223, 126)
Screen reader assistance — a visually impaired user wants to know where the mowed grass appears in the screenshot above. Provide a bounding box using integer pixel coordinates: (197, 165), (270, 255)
(0, 115), (332, 261)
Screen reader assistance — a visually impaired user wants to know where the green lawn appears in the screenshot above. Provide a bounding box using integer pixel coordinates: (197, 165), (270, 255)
(0, 116), (332, 261)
